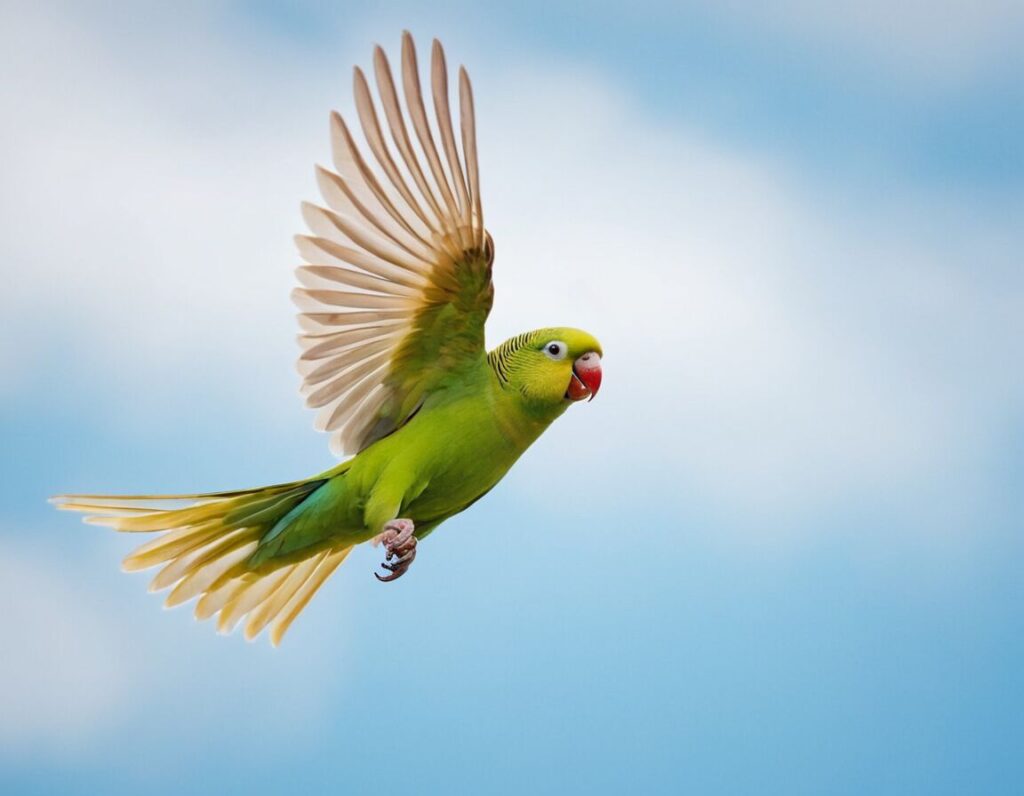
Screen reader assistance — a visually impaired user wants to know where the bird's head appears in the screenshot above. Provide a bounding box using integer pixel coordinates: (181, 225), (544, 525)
(488, 327), (603, 411)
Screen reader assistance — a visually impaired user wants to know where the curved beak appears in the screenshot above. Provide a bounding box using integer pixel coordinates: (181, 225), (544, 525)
(565, 351), (602, 402)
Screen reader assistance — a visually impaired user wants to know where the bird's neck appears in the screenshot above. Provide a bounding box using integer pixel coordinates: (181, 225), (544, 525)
(486, 365), (567, 451)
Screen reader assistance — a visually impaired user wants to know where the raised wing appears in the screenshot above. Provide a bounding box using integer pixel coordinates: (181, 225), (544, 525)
(294, 32), (493, 457)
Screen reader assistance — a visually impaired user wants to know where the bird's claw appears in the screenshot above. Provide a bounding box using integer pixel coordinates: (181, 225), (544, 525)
(375, 548), (415, 581)
(373, 519), (416, 582)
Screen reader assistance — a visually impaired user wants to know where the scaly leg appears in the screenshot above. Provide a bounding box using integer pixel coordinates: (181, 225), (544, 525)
(372, 518), (417, 582)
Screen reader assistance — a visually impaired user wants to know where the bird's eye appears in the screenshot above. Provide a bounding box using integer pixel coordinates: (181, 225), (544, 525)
(543, 341), (568, 360)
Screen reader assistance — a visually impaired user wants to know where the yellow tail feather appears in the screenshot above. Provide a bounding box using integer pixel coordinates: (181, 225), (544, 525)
(51, 480), (348, 645)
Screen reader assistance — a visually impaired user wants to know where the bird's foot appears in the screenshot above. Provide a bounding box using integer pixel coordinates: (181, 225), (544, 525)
(372, 519), (417, 582)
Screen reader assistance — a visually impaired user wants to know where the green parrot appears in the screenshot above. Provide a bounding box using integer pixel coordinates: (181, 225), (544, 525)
(53, 32), (603, 645)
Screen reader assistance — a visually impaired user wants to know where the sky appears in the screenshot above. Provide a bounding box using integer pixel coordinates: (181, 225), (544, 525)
(1, 1), (1022, 793)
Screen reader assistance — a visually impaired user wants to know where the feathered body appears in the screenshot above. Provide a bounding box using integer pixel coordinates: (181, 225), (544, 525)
(255, 324), (598, 568)
(53, 34), (603, 645)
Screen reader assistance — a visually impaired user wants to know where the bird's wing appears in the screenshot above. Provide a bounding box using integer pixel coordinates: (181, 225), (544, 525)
(294, 32), (493, 457)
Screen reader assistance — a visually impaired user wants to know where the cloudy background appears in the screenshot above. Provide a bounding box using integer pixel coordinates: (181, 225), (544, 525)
(2, 1), (1022, 793)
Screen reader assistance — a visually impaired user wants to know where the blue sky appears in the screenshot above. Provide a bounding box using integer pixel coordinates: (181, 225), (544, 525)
(2, 1), (1022, 794)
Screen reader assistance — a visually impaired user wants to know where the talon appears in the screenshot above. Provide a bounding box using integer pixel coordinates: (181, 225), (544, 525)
(391, 548), (416, 567)
(374, 518), (417, 582)
(375, 558), (411, 582)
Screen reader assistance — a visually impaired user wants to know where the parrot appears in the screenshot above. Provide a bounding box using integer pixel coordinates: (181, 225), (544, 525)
(52, 32), (603, 646)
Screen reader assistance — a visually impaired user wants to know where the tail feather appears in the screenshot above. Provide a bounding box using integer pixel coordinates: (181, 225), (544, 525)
(268, 547), (351, 646)
(125, 521), (226, 572)
(244, 555), (322, 640)
(51, 478), (350, 645)
(216, 568), (292, 633)
(146, 526), (239, 590)
(65, 484), (308, 533)
(164, 534), (259, 607)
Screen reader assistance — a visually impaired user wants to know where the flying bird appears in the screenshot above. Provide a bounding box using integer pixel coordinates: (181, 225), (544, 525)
(52, 32), (603, 645)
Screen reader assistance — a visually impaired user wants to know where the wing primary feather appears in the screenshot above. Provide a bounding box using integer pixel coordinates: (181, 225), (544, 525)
(317, 362), (392, 430)
(301, 201), (433, 276)
(295, 264), (419, 298)
(298, 335), (395, 380)
(298, 326), (401, 360)
(430, 39), (472, 240)
(400, 32), (463, 238)
(298, 334), (399, 369)
(338, 384), (390, 452)
(296, 311), (407, 334)
(293, 287), (415, 311)
(304, 351), (392, 408)
(294, 234), (427, 290)
(372, 45), (447, 232)
(329, 111), (433, 246)
(315, 164), (435, 263)
(352, 67), (438, 239)
(459, 66), (484, 248)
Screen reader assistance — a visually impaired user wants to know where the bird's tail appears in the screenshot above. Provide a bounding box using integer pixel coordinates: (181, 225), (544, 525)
(51, 477), (352, 645)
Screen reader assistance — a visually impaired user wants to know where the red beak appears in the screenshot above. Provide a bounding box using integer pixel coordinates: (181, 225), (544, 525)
(566, 352), (602, 402)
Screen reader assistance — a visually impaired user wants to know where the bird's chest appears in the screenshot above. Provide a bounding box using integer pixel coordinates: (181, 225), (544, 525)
(402, 405), (526, 521)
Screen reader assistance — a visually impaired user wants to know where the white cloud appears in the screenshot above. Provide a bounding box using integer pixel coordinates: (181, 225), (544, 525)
(2, 4), (1021, 536)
